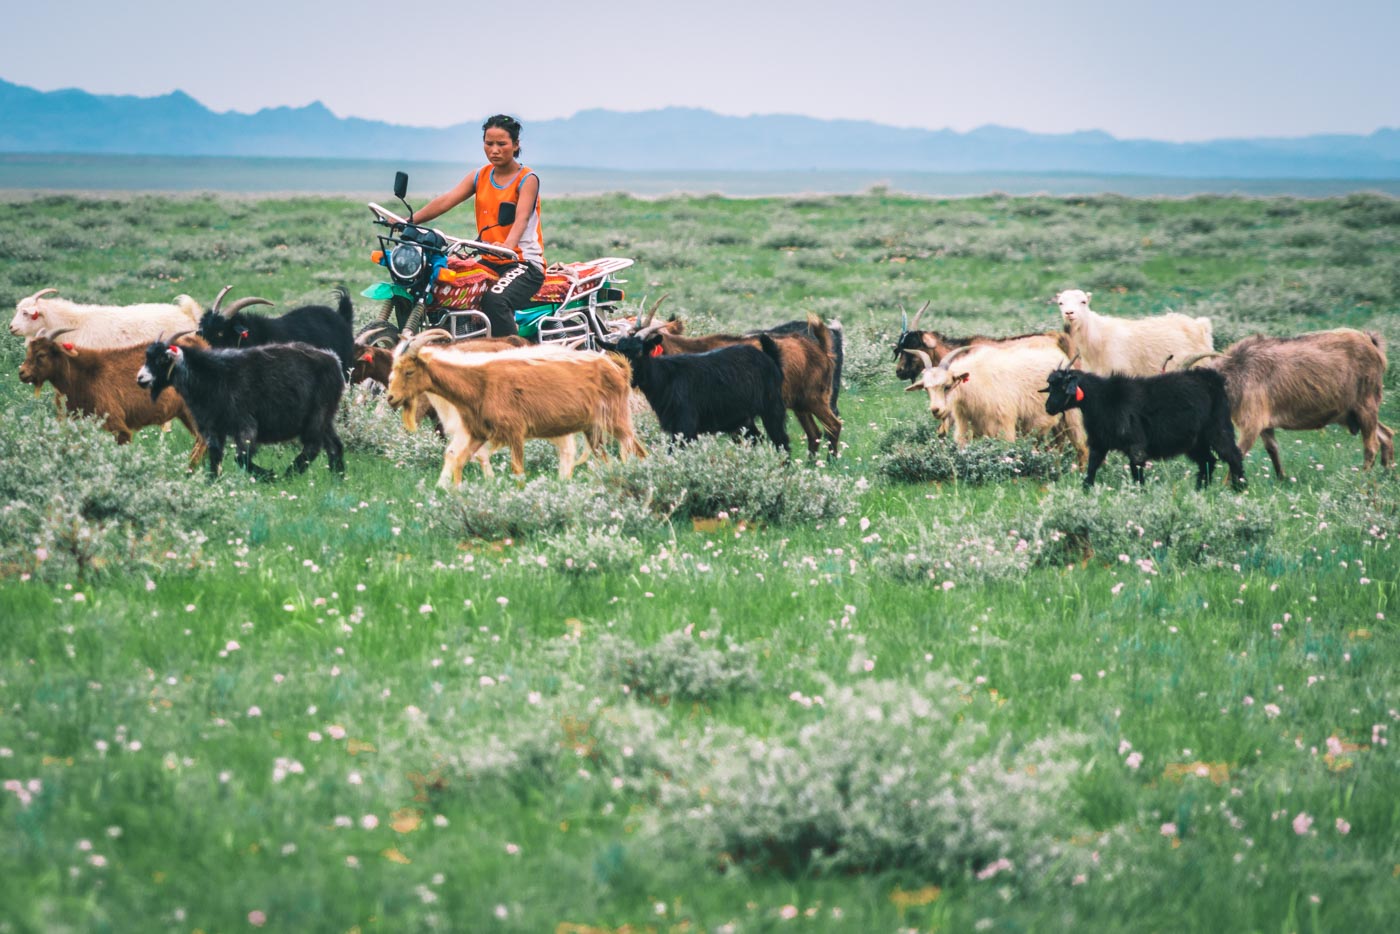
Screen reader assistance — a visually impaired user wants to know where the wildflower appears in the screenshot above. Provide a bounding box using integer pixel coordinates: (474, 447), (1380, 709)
(495, 905), (508, 919)
(1160, 823), (1177, 837)
(1336, 818), (1351, 835)
(1264, 703), (1281, 719)
(361, 814), (379, 830)
(249, 910), (267, 927)
(1292, 812), (1313, 835)
(780, 905), (799, 920)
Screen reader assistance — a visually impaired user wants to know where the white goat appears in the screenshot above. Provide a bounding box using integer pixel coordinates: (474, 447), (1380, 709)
(905, 343), (1087, 464)
(10, 288), (203, 346)
(1054, 288), (1212, 376)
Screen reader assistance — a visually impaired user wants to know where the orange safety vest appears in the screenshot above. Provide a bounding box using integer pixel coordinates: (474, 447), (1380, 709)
(473, 164), (545, 269)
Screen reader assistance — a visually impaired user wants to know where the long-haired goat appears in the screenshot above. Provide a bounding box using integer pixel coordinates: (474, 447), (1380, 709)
(19, 328), (207, 469)
(1055, 289), (1212, 376)
(1043, 361), (1245, 491)
(1180, 329), (1394, 477)
(904, 342), (1087, 464)
(137, 339), (345, 480)
(606, 331), (789, 451)
(10, 288), (202, 345)
(197, 286), (356, 375)
(386, 336), (645, 485)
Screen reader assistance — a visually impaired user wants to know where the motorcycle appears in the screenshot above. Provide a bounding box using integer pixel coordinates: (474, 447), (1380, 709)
(358, 172), (635, 349)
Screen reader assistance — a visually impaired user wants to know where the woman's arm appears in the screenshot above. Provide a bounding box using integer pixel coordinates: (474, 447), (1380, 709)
(501, 173), (540, 257)
(410, 170), (478, 224)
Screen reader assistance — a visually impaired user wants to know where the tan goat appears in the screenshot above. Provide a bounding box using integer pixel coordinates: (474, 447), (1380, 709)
(387, 336), (646, 486)
(1182, 328), (1394, 477)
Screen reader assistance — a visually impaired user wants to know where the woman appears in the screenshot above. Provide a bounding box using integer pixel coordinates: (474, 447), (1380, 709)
(410, 114), (545, 336)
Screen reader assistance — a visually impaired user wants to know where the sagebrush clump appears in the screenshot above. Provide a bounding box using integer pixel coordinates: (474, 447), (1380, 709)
(878, 421), (1075, 484)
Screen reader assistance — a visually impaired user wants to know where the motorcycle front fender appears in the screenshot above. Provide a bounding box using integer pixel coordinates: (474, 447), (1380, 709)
(360, 281), (414, 303)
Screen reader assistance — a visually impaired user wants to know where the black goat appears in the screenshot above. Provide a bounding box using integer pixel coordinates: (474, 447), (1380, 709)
(137, 339), (346, 480)
(607, 333), (789, 451)
(197, 286), (356, 376)
(1042, 362), (1245, 491)
(747, 318), (844, 416)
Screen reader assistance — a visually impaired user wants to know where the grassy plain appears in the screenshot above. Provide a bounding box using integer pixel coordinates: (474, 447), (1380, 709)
(1, 190), (1399, 932)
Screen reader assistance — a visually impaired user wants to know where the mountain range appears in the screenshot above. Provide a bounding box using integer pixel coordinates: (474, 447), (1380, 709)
(4, 78), (1398, 178)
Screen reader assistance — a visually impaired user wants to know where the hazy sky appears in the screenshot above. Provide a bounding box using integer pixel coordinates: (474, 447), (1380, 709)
(7, 0), (1397, 141)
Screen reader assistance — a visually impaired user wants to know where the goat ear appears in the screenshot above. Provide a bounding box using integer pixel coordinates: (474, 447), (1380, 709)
(1084, 291), (1092, 303)
(958, 373), (970, 384)
(59, 342), (78, 356)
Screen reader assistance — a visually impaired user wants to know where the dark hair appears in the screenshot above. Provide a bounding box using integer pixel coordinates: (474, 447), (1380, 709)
(482, 114), (522, 158)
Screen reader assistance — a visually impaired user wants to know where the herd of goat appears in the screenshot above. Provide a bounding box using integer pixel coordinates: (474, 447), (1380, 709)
(7, 282), (1395, 491)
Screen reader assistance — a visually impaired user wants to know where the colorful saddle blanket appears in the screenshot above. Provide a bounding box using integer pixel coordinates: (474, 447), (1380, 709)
(431, 259), (604, 310)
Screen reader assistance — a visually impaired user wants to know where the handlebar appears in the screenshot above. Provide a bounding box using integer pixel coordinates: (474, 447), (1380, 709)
(367, 202), (517, 260)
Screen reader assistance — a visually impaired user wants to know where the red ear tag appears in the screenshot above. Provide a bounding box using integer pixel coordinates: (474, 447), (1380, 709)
(168, 345), (181, 355)
(62, 342), (74, 351)
(240, 330), (249, 339)
(362, 351), (374, 362)
(1075, 386), (1084, 402)
(649, 344), (664, 358)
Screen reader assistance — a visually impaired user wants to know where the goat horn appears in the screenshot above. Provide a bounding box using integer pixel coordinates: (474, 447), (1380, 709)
(899, 304), (908, 335)
(912, 349), (934, 370)
(210, 285), (233, 316)
(938, 345), (974, 369)
(45, 327), (76, 342)
(22, 288), (58, 304)
(401, 328), (452, 356)
(638, 293), (669, 330)
(222, 297), (274, 317)
(909, 300), (931, 330)
(1176, 352), (1221, 370)
(167, 330), (195, 343)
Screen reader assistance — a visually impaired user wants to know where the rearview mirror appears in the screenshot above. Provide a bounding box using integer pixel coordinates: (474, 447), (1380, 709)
(497, 201), (517, 227)
(393, 172), (409, 200)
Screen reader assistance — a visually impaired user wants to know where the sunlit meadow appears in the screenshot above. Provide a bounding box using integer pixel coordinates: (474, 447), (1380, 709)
(1, 189), (1399, 932)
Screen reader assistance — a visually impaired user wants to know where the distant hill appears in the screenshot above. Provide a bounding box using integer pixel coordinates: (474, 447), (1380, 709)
(3, 78), (1398, 178)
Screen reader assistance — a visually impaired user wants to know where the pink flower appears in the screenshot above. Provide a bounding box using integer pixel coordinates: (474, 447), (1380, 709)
(1335, 818), (1351, 835)
(1125, 751), (1143, 770)
(1292, 812), (1313, 835)
(1160, 822), (1177, 837)
(248, 910), (267, 927)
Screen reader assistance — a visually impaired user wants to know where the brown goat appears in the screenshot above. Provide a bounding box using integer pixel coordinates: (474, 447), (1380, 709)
(18, 329), (207, 468)
(637, 312), (842, 456)
(387, 339), (645, 485)
(1182, 329), (1394, 477)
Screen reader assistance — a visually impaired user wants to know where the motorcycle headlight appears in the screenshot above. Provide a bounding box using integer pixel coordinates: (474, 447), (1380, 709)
(389, 242), (425, 280)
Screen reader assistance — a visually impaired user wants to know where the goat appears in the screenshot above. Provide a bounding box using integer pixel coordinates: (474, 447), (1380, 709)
(627, 304), (836, 455)
(19, 328), (207, 469)
(747, 317), (845, 416)
(892, 301), (1065, 382)
(137, 339), (345, 480)
(1054, 289), (1212, 377)
(197, 286), (356, 375)
(1042, 360), (1245, 490)
(381, 330), (590, 482)
(1180, 329), (1394, 477)
(9, 287), (202, 346)
(904, 343), (1087, 464)
(386, 336), (645, 486)
(605, 331), (789, 451)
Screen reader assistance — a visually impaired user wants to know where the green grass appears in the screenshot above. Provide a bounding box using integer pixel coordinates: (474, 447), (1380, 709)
(1, 190), (1399, 932)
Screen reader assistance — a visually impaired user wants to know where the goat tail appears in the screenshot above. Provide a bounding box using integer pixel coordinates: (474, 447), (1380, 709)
(1177, 351), (1223, 370)
(805, 312), (834, 358)
(759, 333), (784, 374)
(333, 286), (355, 324)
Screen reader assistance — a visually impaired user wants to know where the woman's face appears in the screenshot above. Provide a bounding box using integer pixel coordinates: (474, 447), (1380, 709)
(483, 127), (517, 167)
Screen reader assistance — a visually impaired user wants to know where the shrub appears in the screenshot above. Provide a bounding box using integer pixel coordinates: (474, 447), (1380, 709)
(0, 410), (222, 580)
(422, 478), (658, 541)
(592, 436), (856, 525)
(517, 525), (647, 577)
(871, 496), (1036, 586)
(1032, 485), (1274, 569)
(592, 630), (760, 702)
(657, 675), (1099, 884)
(877, 421), (1075, 485)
